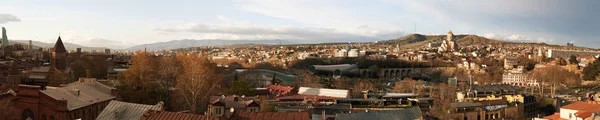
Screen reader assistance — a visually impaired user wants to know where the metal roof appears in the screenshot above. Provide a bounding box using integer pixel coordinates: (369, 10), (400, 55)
(234, 111), (310, 120)
(298, 87), (348, 98)
(96, 100), (163, 120)
(335, 107), (422, 120)
(140, 110), (219, 120)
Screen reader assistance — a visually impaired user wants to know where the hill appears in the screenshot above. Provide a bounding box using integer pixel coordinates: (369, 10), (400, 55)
(125, 39), (295, 51)
(381, 34), (506, 49)
(10, 40), (108, 51)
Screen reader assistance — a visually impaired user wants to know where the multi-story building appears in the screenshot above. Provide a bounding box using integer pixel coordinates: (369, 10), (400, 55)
(207, 95), (260, 116)
(542, 101), (600, 120)
(502, 73), (539, 87)
(334, 49), (348, 58)
(348, 49), (359, 58)
(504, 56), (519, 70)
(1, 78), (117, 120)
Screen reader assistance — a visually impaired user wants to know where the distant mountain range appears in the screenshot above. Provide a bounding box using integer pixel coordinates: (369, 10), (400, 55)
(9, 40), (109, 51)
(125, 39), (296, 51)
(6, 34), (593, 52)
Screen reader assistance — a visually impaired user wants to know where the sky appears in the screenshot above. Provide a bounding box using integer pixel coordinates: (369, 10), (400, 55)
(0, 0), (599, 49)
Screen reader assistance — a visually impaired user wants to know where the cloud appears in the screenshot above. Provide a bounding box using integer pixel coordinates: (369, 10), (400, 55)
(57, 30), (126, 49)
(233, 0), (392, 28)
(0, 14), (20, 24)
(482, 33), (553, 43)
(155, 16), (404, 42)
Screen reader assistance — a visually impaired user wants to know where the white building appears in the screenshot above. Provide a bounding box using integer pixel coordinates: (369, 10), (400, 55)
(348, 49), (359, 58)
(334, 49), (348, 57)
(540, 101), (600, 120)
(502, 73), (538, 86)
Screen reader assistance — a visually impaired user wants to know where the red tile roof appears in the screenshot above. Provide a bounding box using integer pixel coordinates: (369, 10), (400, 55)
(265, 85), (294, 95)
(543, 113), (565, 120)
(575, 111), (593, 119)
(233, 111), (309, 120)
(140, 110), (220, 120)
(561, 101), (600, 113)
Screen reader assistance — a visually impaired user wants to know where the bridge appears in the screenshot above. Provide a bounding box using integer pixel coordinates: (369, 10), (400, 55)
(359, 68), (422, 79)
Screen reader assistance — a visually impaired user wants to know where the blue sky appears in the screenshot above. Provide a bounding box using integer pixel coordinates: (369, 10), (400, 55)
(0, 0), (598, 49)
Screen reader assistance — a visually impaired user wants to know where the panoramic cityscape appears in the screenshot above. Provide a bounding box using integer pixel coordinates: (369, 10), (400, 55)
(1, 0), (600, 120)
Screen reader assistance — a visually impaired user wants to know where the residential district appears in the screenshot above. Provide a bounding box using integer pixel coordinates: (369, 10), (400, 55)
(2, 28), (600, 120)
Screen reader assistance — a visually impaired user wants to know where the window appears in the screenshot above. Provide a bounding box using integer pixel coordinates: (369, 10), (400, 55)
(249, 107), (259, 112)
(215, 107), (222, 115)
(22, 109), (34, 120)
(569, 113), (572, 118)
(463, 117), (467, 120)
(477, 115), (481, 120)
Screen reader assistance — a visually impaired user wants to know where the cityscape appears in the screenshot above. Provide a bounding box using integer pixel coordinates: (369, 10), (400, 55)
(1, 1), (600, 120)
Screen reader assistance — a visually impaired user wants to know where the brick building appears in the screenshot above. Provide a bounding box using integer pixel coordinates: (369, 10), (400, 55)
(1, 78), (116, 120)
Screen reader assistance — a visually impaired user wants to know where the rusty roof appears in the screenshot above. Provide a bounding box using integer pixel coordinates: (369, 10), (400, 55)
(233, 111), (310, 120)
(575, 111), (593, 119)
(265, 84), (294, 95)
(561, 101), (600, 113)
(140, 110), (220, 120)
(543, 113), (564, 120)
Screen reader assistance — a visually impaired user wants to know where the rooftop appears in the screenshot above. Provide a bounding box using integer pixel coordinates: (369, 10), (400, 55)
(41, 78), (116, 110)
(335, 106), (422, 120)
(96, 100), (164, 120)
(233, 111), (310, 120)
(561, 101), (600, 113)
(140, 110), (219, 120)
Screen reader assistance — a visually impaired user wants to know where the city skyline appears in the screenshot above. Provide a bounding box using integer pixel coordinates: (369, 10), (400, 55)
(0, 0), (599, 49)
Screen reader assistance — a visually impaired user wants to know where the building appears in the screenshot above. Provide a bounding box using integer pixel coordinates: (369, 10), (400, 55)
(542, 101), (600, 120)
(348, 49), (359, 58)
(2, 78), (117, 120)
(334, 49), (348, 57)
(502, 73), (539, 87)
(265, 84), (294, 97)
(48, 36), (74, 86)
(439, 30), (458, 52)
(547, 49), (600, 58)
(231, 111), (310, 120)
(208, 95), (260, 116)
(504, 56), (519, 70)
(52, 36), (68, 70)
(335, 106), (422, 120)
(140, 110), (220, 120)
(96, 100), (164, 120)
(2, 27), (8, 46)
(297, 87), (349, 98)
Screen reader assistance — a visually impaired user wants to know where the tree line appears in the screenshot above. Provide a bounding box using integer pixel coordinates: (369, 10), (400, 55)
(116, 52), (223, 114)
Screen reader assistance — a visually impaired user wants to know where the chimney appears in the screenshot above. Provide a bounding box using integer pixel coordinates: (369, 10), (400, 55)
(86, 70), (91, 78)
(72, 89), (80, 96)
(76, 48), (81, 54)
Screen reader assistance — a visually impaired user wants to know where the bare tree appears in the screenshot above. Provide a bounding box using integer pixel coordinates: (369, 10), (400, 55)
(533, 65), (578, 98)
(173, 52), (223, 114)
